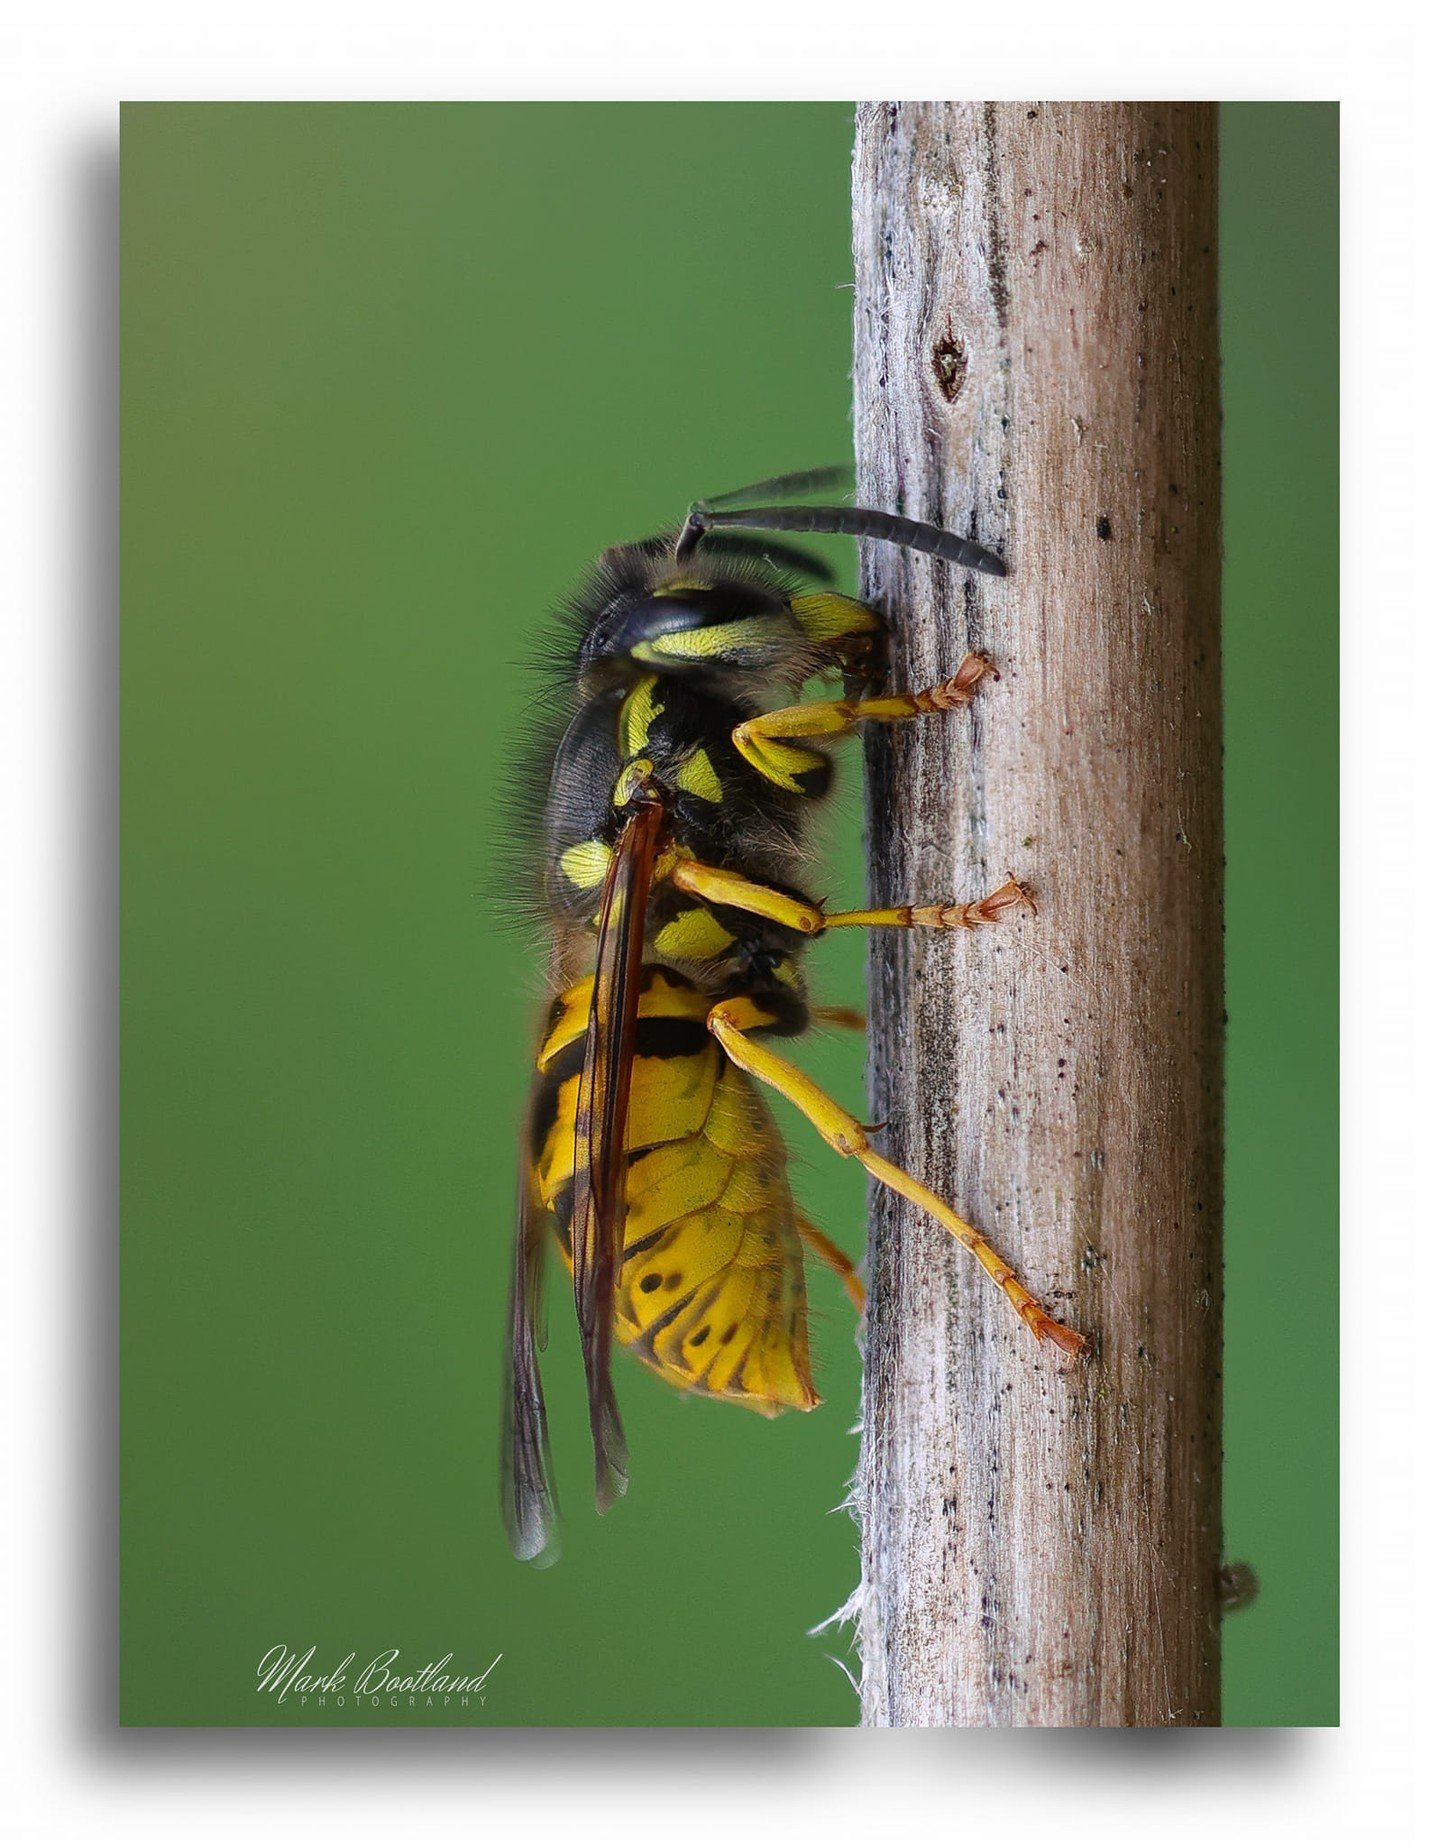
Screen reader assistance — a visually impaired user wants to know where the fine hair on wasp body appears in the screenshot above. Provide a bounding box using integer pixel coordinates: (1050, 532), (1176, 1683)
(502, 466), (1087, 1565)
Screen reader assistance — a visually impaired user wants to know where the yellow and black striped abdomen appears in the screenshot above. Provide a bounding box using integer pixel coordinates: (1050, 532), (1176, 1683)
(530, 968), (818, 1415)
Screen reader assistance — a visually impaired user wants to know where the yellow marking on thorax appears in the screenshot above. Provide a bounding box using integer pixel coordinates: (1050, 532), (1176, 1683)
(673, 747), (723, 802)
(654, 906), (736, 963)
(558, 839), (613, 890)
(618, 673), (663, 760)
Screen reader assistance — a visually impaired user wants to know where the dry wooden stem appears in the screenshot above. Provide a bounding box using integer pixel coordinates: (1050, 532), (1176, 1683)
(852, 101), (1223, 1727)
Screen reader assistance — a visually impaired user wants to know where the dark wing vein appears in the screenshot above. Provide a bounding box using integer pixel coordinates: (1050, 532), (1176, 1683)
(571, 800), (665, 1514)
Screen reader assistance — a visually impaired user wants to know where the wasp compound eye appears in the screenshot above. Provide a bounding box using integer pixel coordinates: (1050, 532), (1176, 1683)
(579, 583), (788, 667)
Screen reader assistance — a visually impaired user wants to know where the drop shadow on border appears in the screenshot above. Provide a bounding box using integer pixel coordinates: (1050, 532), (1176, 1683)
(79, 116), (1318, 1783)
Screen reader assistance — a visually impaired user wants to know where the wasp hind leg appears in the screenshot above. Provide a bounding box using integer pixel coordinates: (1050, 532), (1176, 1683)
(811, 1005), (866, 1031)
(705, 1004), (1086, 1358)
(795, 1213), (866, 1315)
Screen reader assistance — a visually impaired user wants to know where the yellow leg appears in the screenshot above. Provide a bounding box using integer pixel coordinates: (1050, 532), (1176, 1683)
(812, 1004), (867, 1031)
(788, 592), (885, 681)
(706, 1003), (1086, 1358)
(788, 591), (883, 646)
(825, 875), (1036, 932)
(796, 1213), (866, 1314)
(669, 858), (824, 934)
(733, 652), (996, 792)
(666, 860), (1034, 942)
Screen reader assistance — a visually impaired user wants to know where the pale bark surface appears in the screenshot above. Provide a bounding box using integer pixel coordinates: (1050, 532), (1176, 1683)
(852, 102), (1222, 1727)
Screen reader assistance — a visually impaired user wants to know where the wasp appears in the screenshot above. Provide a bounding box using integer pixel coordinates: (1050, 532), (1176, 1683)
(503, 467), (1086, 1563)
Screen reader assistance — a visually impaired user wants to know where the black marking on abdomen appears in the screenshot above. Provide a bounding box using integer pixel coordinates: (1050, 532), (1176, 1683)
(633, 1282), (703, 1356)
(529, 1043), (585, 1155)
(633, 1016), (709, 1061)
(550, 1182), (574, 1253)
(530, 1012), (708, 1158)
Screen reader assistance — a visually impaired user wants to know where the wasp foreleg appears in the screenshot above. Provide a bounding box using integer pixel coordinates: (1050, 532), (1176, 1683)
(731, 652), (997, 792)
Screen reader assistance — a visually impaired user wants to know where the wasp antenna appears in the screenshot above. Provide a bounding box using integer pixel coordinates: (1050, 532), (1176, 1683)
(699, 464), (853, 510)
(629, 528), (838, 583)
(679, 503), (1008, 576)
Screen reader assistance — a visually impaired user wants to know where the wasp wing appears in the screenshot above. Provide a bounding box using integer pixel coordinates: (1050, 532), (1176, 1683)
(502, 1153), (560, 1565)
(571, 799), (665, 1514)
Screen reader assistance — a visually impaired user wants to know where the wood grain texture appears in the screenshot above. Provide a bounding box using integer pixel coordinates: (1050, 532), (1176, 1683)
(852, 102), (1222, 1727)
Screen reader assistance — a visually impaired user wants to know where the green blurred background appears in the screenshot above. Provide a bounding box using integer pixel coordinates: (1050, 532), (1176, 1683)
(120, 102), (1337, 1727)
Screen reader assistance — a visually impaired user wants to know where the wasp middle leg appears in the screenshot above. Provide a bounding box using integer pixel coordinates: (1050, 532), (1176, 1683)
(667, 858), (1035, 939)
(824, 875), (1036, 932)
